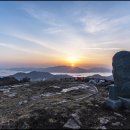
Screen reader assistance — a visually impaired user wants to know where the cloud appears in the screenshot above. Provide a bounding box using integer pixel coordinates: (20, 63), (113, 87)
(8, 32), (58, 51)
(0, 42), (46, 56)
(7, 4), (130, 61)
(80, 16), (108, 33)
(81, 47), (122, 51)
(20, 7), (89, 56)
(79, 13), (130, 34)
(43, 27), (64, 34)
(24, 7), (62, 27)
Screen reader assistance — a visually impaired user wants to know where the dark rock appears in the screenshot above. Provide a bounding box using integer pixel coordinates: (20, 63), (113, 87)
(112, 51), (130, 98)
(109, 84), (118, 100)
(0, 76), (19, 86)
(0, 80), (130, 129)
(99, 126), (107, 129)
(20, 77), (30, 83)
(63, 113), (82, 129)
(98, 117), (109, 125)
(63, 118), (80, 129)
(113, 112), (123, 117)
(112, 122), (121, 126)
(120, 82), (130, 98)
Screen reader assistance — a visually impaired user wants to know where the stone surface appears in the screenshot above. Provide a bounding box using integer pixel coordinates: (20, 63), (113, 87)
(114, 112), (123, 118)
(112, 51), (130, 98)
(71, 113), (82, 126)
(109, 84), (118, 100)
(63, 118), (81, 129)
(99, 126), (107, 130)
(63, 113), (82, 129)
(120, 82), (130, 98)
(112, 122), (121, 126)
(119, 97), (130, 109)
(105, 98), (122, 109)
(1, 80), (130, 129)
(106, 51), (130, 109)
(98, 117), (109, 125)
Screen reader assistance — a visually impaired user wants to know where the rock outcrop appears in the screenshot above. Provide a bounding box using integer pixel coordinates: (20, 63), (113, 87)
(112, 51), (130, 98)
(0, 80), (130, 129)
(0, 77), (19, 86)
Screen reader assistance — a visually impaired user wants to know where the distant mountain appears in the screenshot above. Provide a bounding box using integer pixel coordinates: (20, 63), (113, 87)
(8, 67), (42, 72)
(87, 74), (113, 81)
(88, 67), (111, 73)
(11, 71), (72, 81)
(43, 66), (87, 73)
(9, 66), (111, 73)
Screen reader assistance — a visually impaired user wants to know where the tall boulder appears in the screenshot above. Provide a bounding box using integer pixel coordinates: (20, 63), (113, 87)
(112, 51), (130, 98)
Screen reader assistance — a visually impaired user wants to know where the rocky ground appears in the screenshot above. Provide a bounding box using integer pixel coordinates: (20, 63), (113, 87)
(0, 80), (130, 129)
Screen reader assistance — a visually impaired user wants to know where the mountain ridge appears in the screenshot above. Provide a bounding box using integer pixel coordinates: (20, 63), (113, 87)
(11, 71), (72, 81)
(8, 66), (111, 73)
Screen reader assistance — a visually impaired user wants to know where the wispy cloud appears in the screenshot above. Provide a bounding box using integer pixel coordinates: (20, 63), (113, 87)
(43, 27), (65, 34)
(79, 14), (130, 34)
(8, 32), (60, 52)
(1, 2), (130, 68)
(81, 47), (123, 51)
(24, 7), (62, 27)
(80, 16), (108, 33)
(0, 42), (46, 56)
(22, 6), (88, 56)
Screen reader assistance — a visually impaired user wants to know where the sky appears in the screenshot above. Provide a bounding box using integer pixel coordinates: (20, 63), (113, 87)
(0, 1), (130, 69)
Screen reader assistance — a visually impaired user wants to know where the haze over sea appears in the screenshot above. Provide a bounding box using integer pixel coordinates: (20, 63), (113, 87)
(0, 69), (112, 77)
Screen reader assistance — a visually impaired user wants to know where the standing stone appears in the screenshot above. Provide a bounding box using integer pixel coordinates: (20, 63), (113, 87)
(105, 51), (130, 110)
(112, 51), (130, 98)
(109, 84), (118, 100)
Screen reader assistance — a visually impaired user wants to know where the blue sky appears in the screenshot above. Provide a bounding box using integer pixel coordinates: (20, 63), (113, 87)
(0, 1), (130, 68)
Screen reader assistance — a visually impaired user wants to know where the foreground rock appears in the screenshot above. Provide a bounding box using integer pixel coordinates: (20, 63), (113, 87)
(0, 80), (130, 129)
(113, 51), (130, 98)
(106, 51), (130, 110)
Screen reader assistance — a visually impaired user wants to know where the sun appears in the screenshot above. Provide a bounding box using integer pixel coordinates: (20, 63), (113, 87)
(71, 63), (75, 67)
(66, 56), (79, 67)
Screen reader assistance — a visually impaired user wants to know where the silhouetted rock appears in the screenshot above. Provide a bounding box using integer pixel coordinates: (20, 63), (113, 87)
(20, 77), (30, 83)
(87, 74), (113, 81)
(113, 51), (130, 98)
(0, 76), (19, 86)
(105, 51), (130, 110)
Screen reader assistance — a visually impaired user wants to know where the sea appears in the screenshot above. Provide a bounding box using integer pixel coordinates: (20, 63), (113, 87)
(0, 69), (112, 77)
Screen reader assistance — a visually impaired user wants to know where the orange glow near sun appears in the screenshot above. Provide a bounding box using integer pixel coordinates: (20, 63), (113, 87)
(65, 56), (80, 67)
(71, 63), (75, 67)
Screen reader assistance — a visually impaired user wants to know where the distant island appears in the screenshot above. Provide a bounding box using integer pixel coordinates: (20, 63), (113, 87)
(8, 66), (112, 73)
